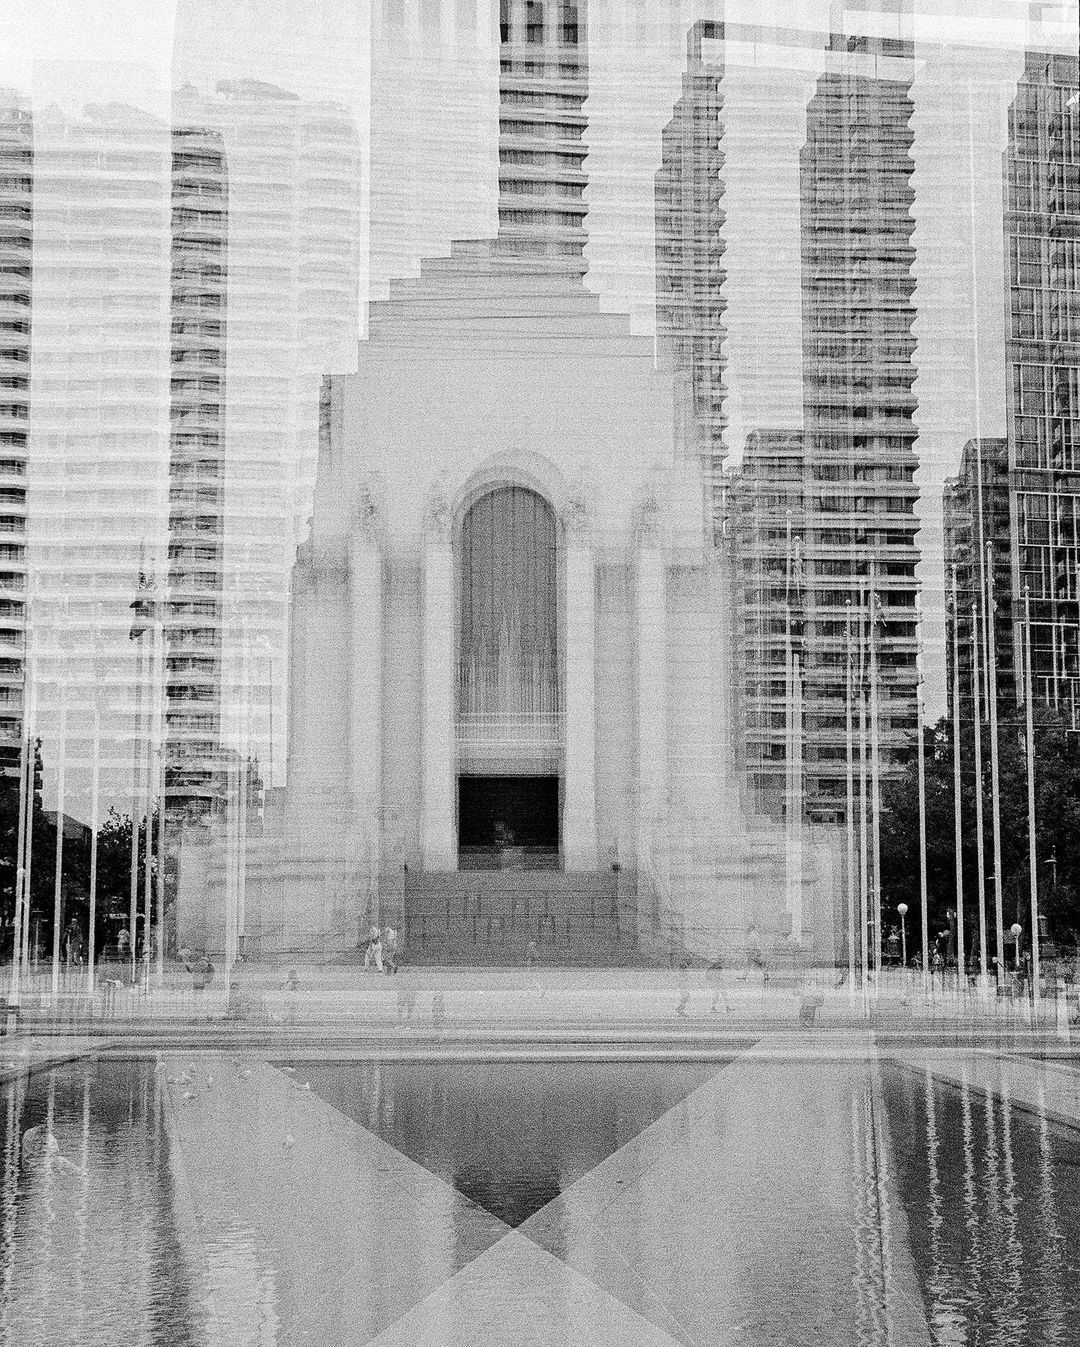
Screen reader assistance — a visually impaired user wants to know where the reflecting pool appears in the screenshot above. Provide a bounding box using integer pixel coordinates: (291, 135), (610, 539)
(2, 1052), (1080, 1345)
(882, 1062), (1080, 1346)
(0, 1057), (202, 1347)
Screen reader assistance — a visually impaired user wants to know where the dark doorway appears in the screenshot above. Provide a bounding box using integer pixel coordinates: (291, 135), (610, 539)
(458, 775), (559, 868)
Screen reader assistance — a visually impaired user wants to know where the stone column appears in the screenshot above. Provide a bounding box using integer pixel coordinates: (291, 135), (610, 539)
(349, 514), (383, 922)
(421, 485), (456, 870)
(563, 527), (597, 870)
(636, 524), (668, 915)
(288, 546), (349, 795)
(348, 511), (383, 813)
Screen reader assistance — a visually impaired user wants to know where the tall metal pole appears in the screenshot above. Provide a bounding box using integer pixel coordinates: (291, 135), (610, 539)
(142, 630), (154, 994)
(784, 512), (796, 936)
(869, 565), (883, 977)
(153, 613), (166, 989)
(791, 651), (803, 944)
(86, 706), (100, 997)
(9, 669), (29, 1005)
(971, 603), (988, 978)
(1023, 586), (1041, 1006)
(986, 542), (1005, 978)
(128, 636), (144, 985)
(845, 598), (856, 994)
(50, 700), (67, 1003)
(858, 590), (870, 993)
(916, 643), (929, 987)
(951, 565), (966, 990)
(20, 671), (36, 974)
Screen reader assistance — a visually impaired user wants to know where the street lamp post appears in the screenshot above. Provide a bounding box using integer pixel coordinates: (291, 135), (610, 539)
(897, 903), (909, 970)
(1010, 922), (1023, 974)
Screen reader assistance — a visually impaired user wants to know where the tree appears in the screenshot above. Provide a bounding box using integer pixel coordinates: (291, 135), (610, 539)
(879, 710), (1080, 958)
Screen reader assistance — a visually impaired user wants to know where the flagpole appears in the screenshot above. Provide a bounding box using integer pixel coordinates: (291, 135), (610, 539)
(869, 561), (882, 979)
(50, 698), (67, 1005)
(845, 598), (856, 998)
(986, 541), (1005, 979)
(9, 620), (30, 1006)
(858, 587), (870, 997)
(792, 651), (803, 945)
(129, 634), (144, 987)
(1023, 585), (1040, 1010)
(784, 511), (795, 936)
(237, 621), (249, 964)
(142, 624), (155, 995)
(153, 610), (166, 990)
(971, 602), (988, 980)
(951, 565), (966, 994)
(916, 634), (929, 989)
(86, 705), (100, 998)
(20, 675), (36, 974)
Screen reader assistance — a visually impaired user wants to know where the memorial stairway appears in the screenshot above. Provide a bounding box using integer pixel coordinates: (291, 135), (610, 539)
(398, 869), (645, 967)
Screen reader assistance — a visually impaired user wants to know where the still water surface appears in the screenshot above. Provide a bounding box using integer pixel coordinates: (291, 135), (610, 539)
(1, 1054), (1079, 1345)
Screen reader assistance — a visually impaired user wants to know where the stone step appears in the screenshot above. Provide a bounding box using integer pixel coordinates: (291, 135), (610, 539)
(400, 914), (645, 967)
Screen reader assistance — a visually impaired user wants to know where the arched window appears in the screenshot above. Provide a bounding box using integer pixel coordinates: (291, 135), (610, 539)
(459, 485), (558, 717)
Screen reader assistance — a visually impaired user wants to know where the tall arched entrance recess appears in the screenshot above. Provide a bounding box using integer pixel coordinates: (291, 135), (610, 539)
(456, 483), (562, 869)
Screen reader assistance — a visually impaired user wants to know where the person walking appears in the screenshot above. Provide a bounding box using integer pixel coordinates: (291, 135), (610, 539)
(282, 967), (300, 1024)
(363, 925), (383, 972)
(743, 924), (766, 982)
(675, 957), (692, 1018)
(706, 954), (730, 1013)
(383, 927), (398, 975)
(64, 917), (84, 968)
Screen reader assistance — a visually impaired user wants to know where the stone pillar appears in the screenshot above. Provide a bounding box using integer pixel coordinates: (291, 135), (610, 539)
(636, 534), (668, 914)
(563, 534), (597, 870)
(421, 486), (456, 870)
(349, 525), (383, 922)
(348, 525), (383, 811)
(289, 547), (349, 794)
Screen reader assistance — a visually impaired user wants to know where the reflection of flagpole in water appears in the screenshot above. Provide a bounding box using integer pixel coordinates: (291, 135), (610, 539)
(925, 1066), (942, 1313)
(76, 1072), (90, 1329)
(0, 1071), (24, 1324)
(849, 1090), (871, 1338)
(951, 566), (966, 990)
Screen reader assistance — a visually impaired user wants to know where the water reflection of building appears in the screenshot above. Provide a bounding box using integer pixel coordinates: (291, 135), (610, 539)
(177, 3), (839, 964)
